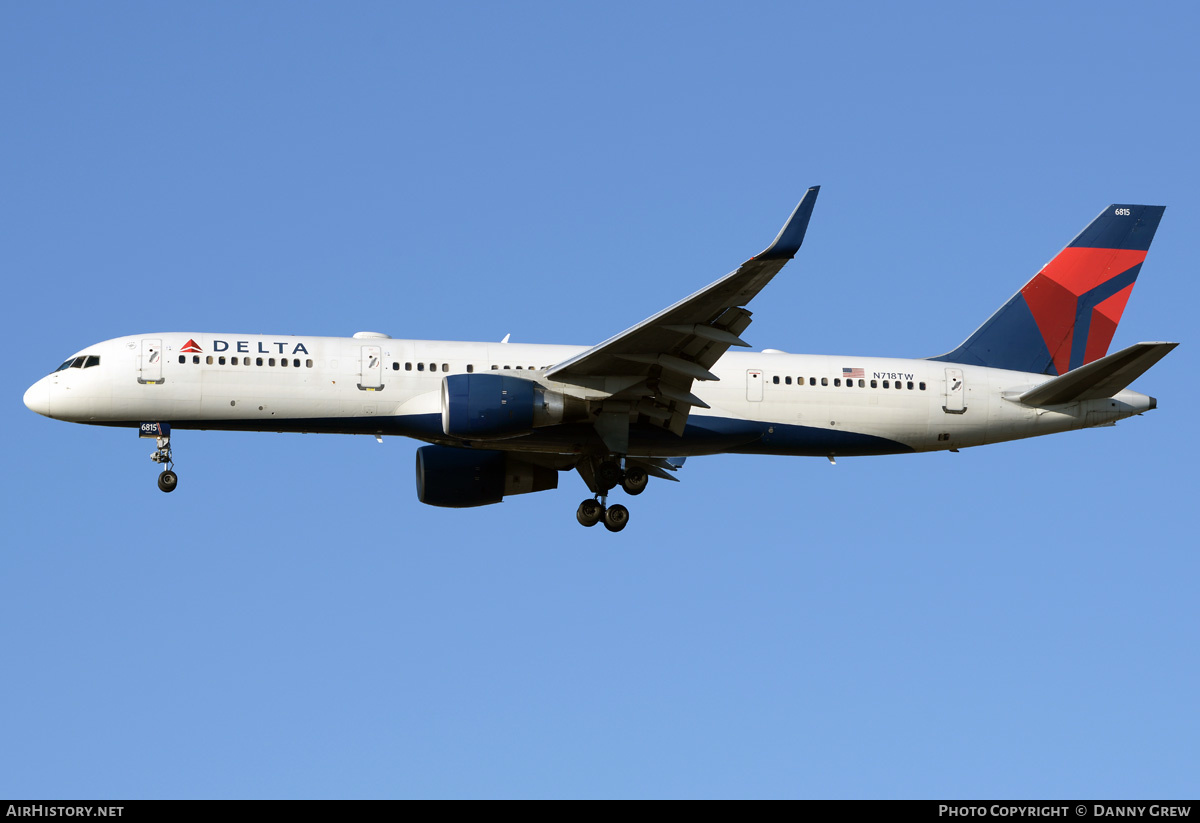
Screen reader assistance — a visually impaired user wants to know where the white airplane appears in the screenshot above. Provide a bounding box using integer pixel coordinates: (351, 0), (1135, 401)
(24, 188), (1175, 532)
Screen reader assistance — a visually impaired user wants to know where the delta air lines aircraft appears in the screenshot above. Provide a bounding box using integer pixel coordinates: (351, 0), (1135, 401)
(24, 189), (1175, 532)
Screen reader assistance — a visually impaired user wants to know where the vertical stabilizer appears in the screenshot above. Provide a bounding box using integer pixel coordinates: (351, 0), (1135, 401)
(931, 204), (1165, 375)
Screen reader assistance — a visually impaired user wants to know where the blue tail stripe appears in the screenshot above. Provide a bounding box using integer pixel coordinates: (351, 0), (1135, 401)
(1066, 264), (1142, 372)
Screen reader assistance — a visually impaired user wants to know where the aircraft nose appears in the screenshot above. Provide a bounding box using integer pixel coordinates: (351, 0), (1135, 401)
(24, 380), (50, 417)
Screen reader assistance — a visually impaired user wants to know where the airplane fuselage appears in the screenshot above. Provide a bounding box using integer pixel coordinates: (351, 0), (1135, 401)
(25, 332), (1155, 459)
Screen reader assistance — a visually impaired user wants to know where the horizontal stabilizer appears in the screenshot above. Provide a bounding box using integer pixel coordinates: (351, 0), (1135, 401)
(1015, 342), (1177, 406)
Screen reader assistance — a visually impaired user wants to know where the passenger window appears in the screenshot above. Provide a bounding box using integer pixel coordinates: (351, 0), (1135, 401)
(834, 378), (841, 387)
(821, 377), (828, 386)
(178, 355), (186, 365)
(785, 376), (792, 385)
(772, 376), (780, 384)
(503, 365), (511, 370)
(220, 356), (228, 365)
(491, 365), (499, 370)
(467, 364), (474, 373)
(206, 356), (214, 365)
(294, 359), (300, 368)
(858, 379), (865, 387)
(281, 358), (288, 368)
(269, 358), (276, 367)
(256, 357), (263, 366)
(306, 359), (313, 368)
(429, 363), (435, 371)
(244, 357), (251, 366)
(895, 382), (902, 390)
(193, 355), (200, 364)
(907, 381), (914, 390)
(417, 363), (425, 371)
(870, 379), (877, 388)
(516, 366), (523, 370)
(405, 362), (412, 371)
(392, 362), (399, 371)
(919, 382), (926, 390)
(797, 377), (803, 386)
(883, 380), (889, 388)
(442, 364), (449, 372)
(809, 377), (816, 386)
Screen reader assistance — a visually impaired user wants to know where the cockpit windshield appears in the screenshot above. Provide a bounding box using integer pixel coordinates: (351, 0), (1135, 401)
(53, 356), (100, 373)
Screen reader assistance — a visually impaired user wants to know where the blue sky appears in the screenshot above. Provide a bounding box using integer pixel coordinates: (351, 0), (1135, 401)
(2, 2), (1197, 799)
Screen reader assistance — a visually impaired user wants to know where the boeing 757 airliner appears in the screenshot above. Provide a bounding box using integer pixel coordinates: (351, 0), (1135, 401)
(24, 189), (1174, 532)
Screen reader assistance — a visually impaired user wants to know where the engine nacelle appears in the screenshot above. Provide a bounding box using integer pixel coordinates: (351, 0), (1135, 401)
(415, 445), (559, 508)
(441, 373), (571, 439)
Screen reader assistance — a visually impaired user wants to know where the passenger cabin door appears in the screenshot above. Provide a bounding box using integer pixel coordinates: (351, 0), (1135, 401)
(943, 368), (966, 414)
(359, 345), (383, 391)
(139, 338), (163, 384)
(747, 369), (763, 402)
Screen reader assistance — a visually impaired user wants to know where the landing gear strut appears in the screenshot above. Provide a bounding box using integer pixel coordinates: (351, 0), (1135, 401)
(151, 434), (177, 493)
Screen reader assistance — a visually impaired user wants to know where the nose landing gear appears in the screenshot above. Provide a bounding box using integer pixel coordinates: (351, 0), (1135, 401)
(150, 434), (177, 493)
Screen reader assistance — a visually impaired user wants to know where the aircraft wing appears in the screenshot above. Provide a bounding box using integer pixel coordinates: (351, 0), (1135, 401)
(545, 187), (820, 444)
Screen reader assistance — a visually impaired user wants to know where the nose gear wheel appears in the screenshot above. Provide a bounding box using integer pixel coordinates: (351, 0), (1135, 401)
(150, 434), (178, 493)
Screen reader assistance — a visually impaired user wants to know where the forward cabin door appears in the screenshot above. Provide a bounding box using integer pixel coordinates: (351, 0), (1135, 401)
(139, 338), (163, 384)
(747, 369), (763, 402)
(359, 345), (383, 391)
(943, 368), (966, 413)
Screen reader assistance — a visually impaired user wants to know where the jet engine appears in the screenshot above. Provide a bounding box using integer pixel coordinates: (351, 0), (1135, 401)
(415, 444), (559, 508)
(440, 373), (581, 439)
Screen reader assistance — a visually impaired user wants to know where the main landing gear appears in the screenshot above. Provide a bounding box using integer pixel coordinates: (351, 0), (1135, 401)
(576, 496), (630, 533)
(151, 433), (177, 493)
(574, 459), (649, 532)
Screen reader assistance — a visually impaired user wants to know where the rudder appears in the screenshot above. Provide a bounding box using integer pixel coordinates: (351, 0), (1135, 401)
(931, 204), (1165, 375)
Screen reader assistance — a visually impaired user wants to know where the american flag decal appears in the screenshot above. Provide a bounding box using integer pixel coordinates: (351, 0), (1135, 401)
(842, 367), (864, 379)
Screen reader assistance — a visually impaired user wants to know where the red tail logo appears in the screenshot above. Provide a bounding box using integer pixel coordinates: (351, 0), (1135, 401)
(180, 339), (203, 353)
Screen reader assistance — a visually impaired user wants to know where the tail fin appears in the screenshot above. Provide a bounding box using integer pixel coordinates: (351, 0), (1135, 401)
(931, 204), (1165, 375)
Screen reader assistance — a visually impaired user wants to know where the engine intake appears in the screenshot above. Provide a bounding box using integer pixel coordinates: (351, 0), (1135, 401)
(415, 445), (558, 508)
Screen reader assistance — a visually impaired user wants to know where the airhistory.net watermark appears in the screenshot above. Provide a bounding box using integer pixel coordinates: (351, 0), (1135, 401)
(6, 807), (123, 818)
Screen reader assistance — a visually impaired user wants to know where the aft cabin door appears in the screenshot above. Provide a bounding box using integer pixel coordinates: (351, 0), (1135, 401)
(359, 346), (383, 391)
(139, 338), (163, 384)
(943, 368), (966, 413)
(747, 369), (763, 402)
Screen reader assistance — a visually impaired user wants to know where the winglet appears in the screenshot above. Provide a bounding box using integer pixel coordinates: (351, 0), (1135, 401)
(757, 186), (821, 260)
